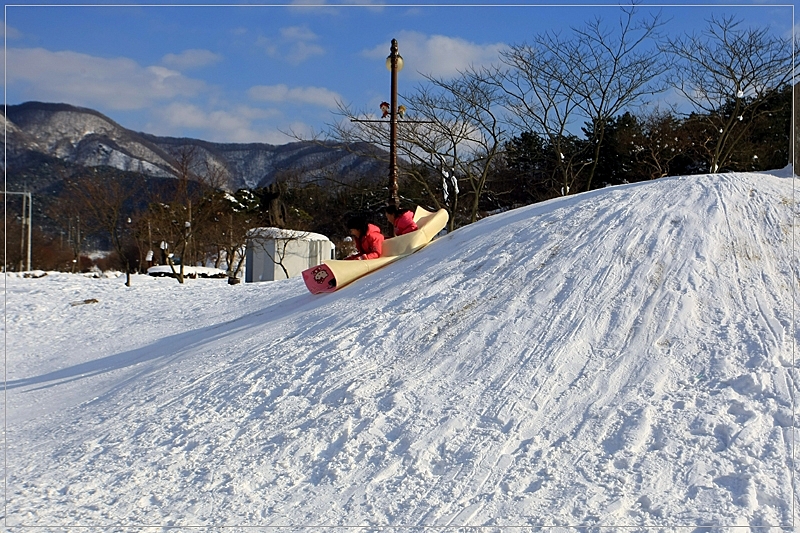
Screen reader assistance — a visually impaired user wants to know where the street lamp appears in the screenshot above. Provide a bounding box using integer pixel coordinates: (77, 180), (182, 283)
(386, 38), (403, 208)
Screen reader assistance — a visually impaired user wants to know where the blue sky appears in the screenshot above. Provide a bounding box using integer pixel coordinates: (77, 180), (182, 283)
(4, 2), (795, 145)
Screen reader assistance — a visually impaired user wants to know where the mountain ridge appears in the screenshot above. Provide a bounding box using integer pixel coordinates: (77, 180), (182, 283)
(3, 101), (385, 191)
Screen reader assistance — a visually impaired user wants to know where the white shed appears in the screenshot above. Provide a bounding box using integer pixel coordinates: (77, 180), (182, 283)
(245, 228), (335, 282)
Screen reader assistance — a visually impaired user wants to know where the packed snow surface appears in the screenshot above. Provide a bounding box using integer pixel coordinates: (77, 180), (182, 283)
(4, 170), (798, 530)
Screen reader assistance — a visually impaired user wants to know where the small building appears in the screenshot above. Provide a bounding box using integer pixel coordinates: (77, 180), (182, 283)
(245, 228), (335, 282)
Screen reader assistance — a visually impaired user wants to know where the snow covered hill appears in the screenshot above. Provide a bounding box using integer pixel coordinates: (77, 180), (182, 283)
(4, 170), (798, 530)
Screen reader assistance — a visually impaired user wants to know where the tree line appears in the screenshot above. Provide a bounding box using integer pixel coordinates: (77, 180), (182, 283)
(4, 10), (796, 278)
(2, 145), (385, 281)
(325, 11), (796, 228)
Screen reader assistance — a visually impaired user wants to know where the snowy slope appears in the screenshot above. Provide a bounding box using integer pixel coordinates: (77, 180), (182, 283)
(4, 170), (798, 530)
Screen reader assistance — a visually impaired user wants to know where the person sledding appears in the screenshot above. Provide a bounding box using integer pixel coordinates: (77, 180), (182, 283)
(345, 215), (384, 260)
(384, 204), (418, 237)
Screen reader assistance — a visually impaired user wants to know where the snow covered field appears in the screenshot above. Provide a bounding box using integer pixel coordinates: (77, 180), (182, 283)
(3, 169), (798, 530)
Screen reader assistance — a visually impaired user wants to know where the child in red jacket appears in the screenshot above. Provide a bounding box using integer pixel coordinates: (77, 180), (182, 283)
(345, 215), (384, 260)
(384, 205), (418, 236)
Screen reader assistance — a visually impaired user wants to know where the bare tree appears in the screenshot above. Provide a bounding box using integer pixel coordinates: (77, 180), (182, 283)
(148, 147), (194, 282)
(496, 6), (670, 193)
(147, 146), (225, 283)
(571, 8), (671, 190)
(47, 189), (89, 272)
(206, 189), (269, 284)
(65, 173), (141, 286)
(665, 15), (796, 172)
(494, 35), (591, 196)
(328, 66), (506, 230)
(405, 68), (506, 226)
(326, 100), (442, 212)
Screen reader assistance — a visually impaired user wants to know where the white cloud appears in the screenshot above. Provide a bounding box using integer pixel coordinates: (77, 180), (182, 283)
(790, 22), (800, 40)
(6, 48), (206, 110)
(151, 102), (290, 144)
(287, 0), (337, 12)
(257, 25), (325, 65)
(362, 31), (508, 80)
(280, 25), (317, 42)
(248, 84), (341, 108)
(2, 21), (22, 40)
(255, 35), (278, 57)
(161, 49), (222, 71)
(286, 41), (326, 64)
(287, 0), (385, 13)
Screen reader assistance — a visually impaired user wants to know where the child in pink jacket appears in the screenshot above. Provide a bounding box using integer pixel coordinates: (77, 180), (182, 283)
(385, 205), (418, 237)
(345, 215), (384, 260)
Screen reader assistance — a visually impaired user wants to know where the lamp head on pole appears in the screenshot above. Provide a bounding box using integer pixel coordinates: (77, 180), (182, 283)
(385, 55), (404, 72)
(386, 39), (404, 72)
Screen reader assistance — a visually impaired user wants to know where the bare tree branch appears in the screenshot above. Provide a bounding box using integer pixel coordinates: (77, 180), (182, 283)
(665, 14), (795, 172)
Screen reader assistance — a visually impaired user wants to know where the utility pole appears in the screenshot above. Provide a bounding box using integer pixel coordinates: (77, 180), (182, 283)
(20, 193), (26, 271)
(26, 194), (31, 271)
(5, 191), (32, 271)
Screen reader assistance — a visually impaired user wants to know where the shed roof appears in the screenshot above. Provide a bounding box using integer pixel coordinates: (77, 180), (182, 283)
(247, 227), (331, 241)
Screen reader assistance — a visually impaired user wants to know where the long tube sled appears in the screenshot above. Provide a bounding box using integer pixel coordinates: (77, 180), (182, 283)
(302, 206), (449, 294)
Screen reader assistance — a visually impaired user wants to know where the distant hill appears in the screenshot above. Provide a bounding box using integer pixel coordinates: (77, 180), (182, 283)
(3, 101), (386, 192)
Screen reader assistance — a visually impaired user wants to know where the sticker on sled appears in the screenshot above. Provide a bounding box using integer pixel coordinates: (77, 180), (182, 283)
(302, 263), (337, 294)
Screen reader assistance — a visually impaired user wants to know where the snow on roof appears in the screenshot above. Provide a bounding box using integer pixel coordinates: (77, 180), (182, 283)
(246, 227), (331, 241)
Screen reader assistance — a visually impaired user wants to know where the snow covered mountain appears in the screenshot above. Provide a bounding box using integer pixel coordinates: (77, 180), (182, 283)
(5, 102), (179, 179)
(4, 169), (798, 529)
(4, 101), (385, 191)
